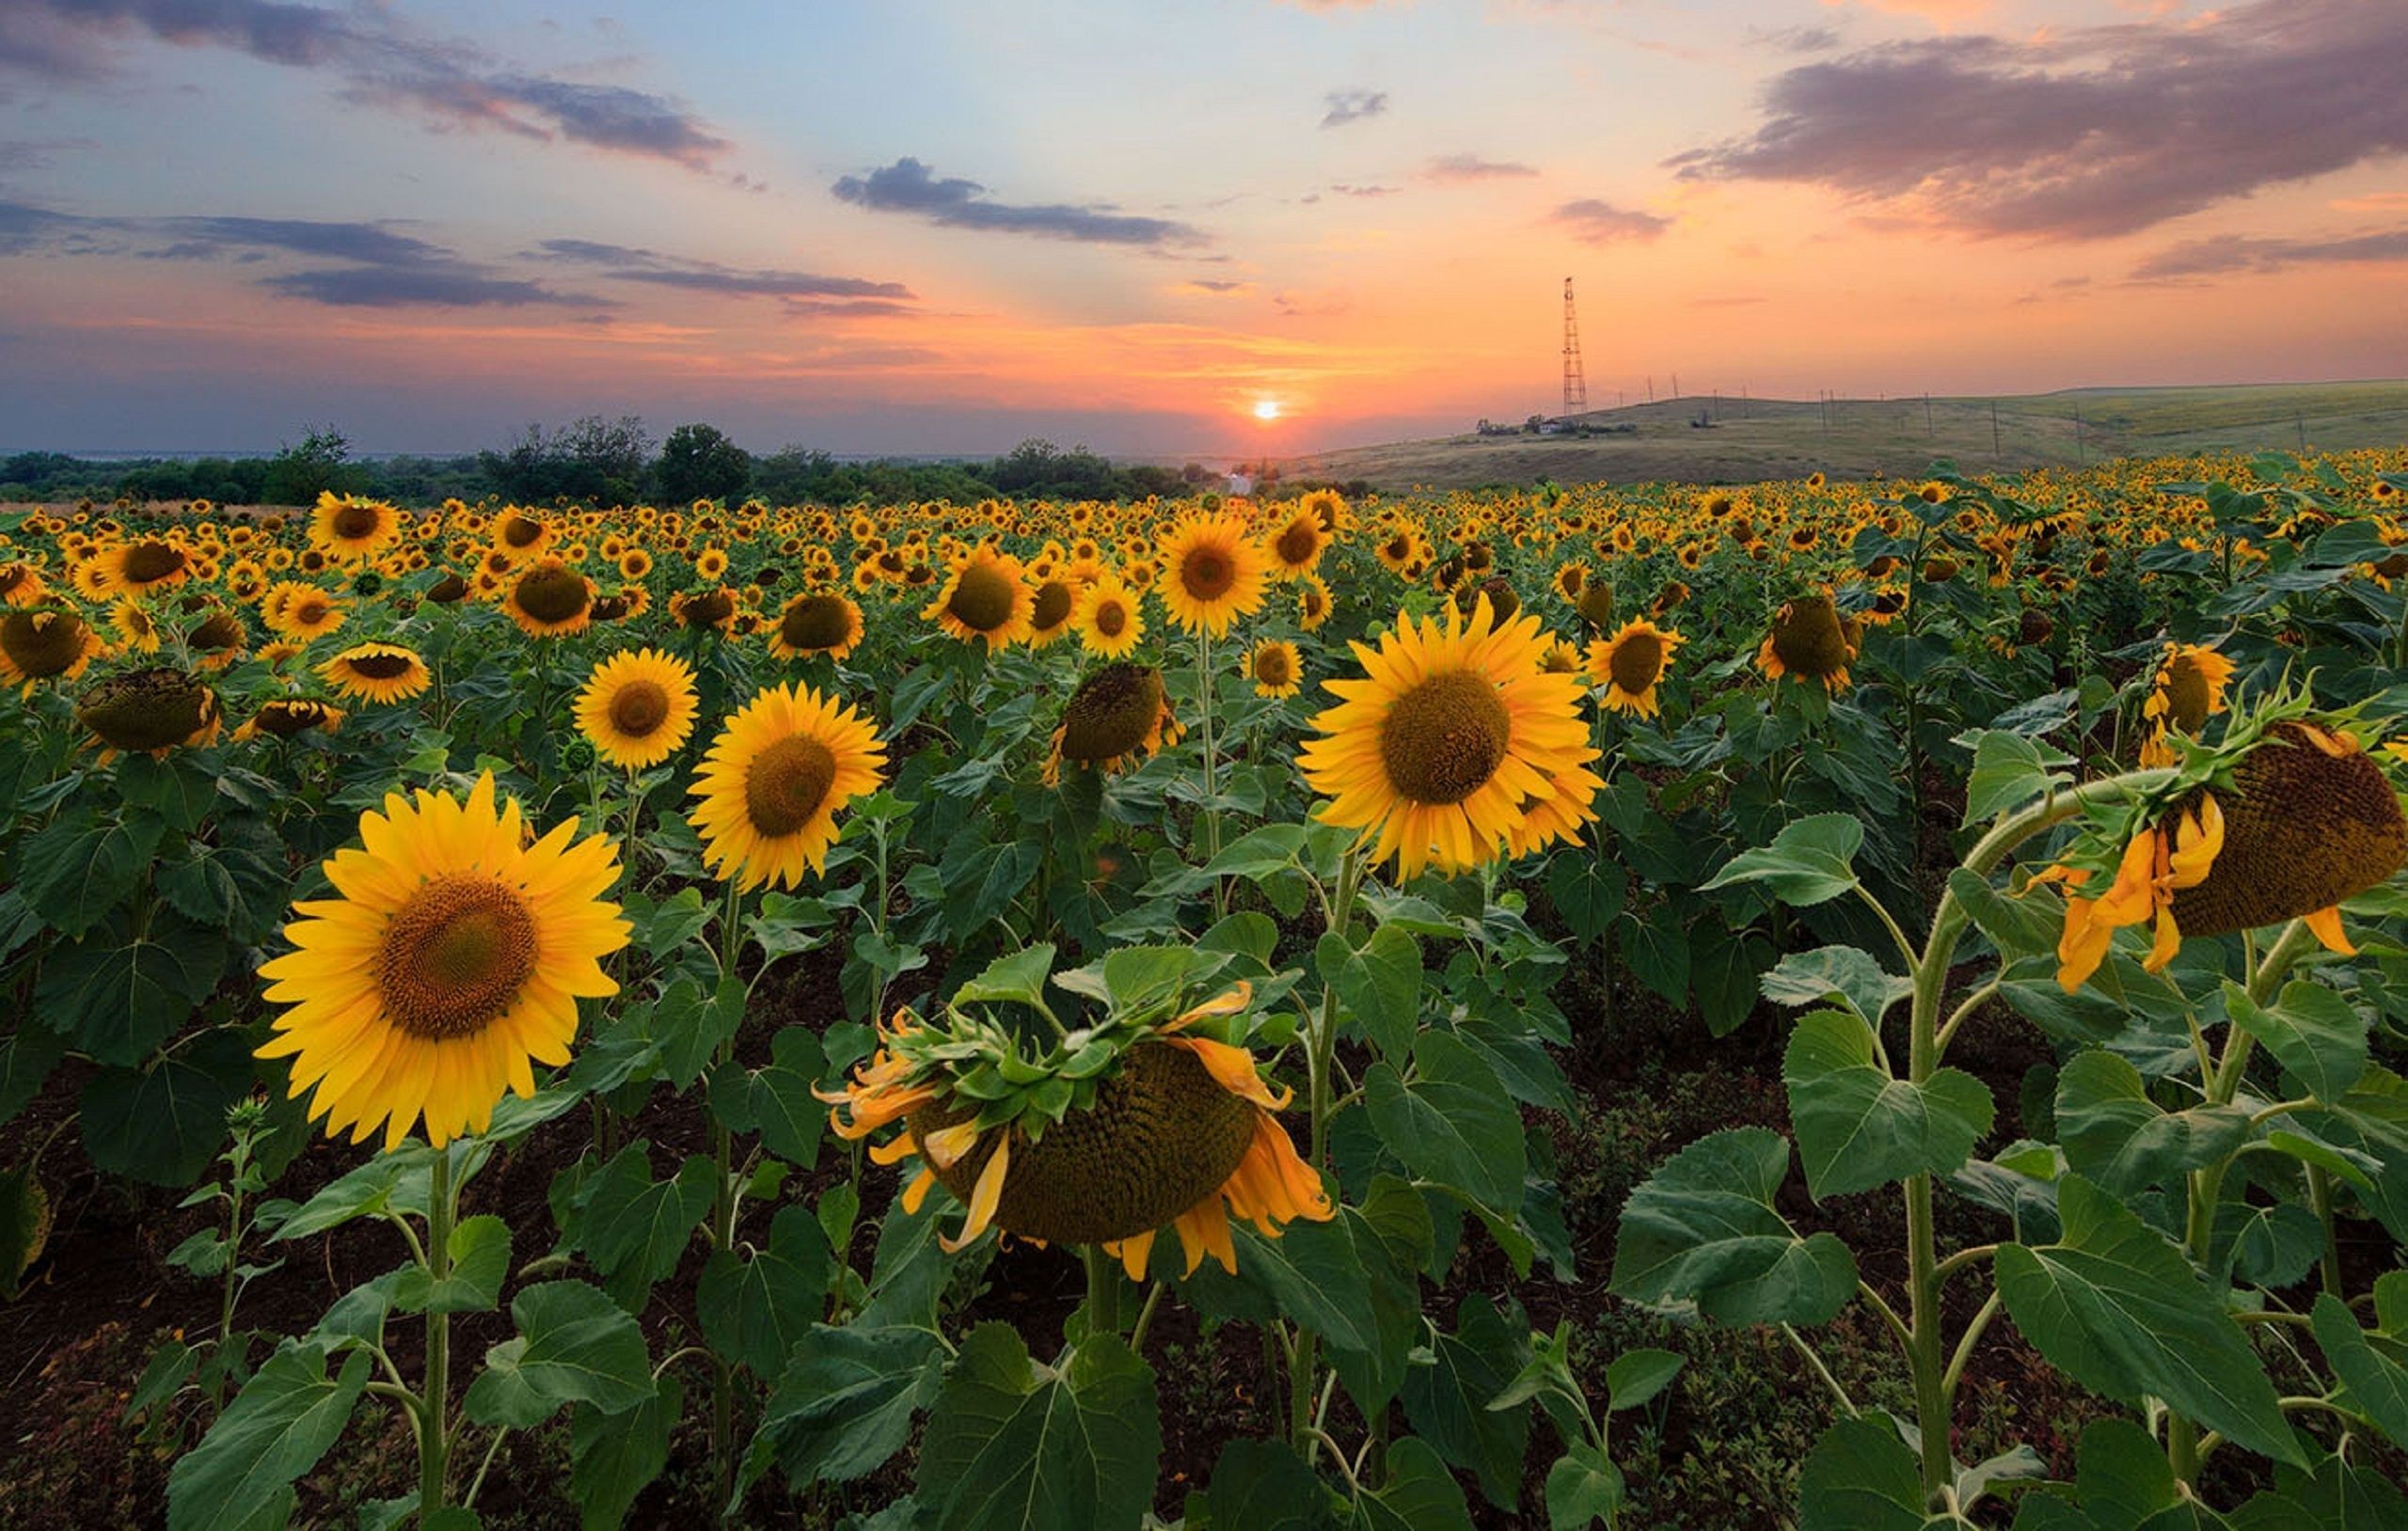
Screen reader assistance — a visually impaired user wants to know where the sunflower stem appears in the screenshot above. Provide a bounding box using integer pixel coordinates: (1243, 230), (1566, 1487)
(418, 1147), (453, 1528)
(708, 876), (748, 1509)
(1082, 1243), (1122, 1337)
(1196, 624), (1224, 918)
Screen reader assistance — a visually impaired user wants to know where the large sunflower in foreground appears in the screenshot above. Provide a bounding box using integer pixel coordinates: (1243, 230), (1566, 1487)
(256, 772), (629, 1149)
(1298, 594), (1599, 878)
(922, 546), (1035, 651)
(821, 982), (1331, 1275)
(1157, 513), (1267, 639)
(689, 681), (887, 890)
(575, 648), (699, 770)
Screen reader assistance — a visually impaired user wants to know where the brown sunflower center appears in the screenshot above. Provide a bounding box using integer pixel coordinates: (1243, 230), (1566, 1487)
(1031, 580), (1074, 631)
(1060, 664), (1166, 764)
(1274, 520), (1320, 567)
(122, 542), (185, 583)
(781, 595), (852, 651)
(1, 610), (86, 676)
(377, 874), (539, 1040)
(608, 680), (672, 738)
(78, 668), (217, 751)
(500, 514), (545, 548)
(189, 614), (243, 651)
(293, 595), (331, 626)
(1769, 596), (1852, 678)
(514, 566), (590, 624)
(1180, 546), (1236, 602)
(2169, 725), (2408, 937)
(745, 734), (838, 837)
(1608, 630), (1665, 694)
(1094, 599), (1130, 639)
(252, 700), (331, 737)
(331, 503), (383, 540)
(345, 651), (416, 680)
(946, 561), (1019, 633)
(1253, 646), (1294, 687)
(2164, 655), (2212, 734)
(1379, 670), (1512, 805)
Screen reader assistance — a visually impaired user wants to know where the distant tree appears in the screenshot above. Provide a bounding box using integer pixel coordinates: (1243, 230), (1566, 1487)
(476, 416), (652, 504)
(655, 423), (752, 504)
(260, 425), (368, 505)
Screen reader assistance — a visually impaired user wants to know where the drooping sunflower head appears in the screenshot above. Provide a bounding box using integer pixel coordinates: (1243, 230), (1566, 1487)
(77, 666), (221, 758)
(504, 558), (594, 638)
(1298, 595), (1600, 878)
(671, 585), (738, 633)
(1575, 575), (1616, 633)
(575, 648), (700, 771)
(427, 573), (470, 605)
(1455, 575), (1519, 628)
(2146, 642), (2236, 735)
(235, 697), (345, 741)
(0, 605), (99, 689)
(1046, 662), (1180, 784)
(255, 772), (629, 1148)
(768, 592), (865, 661)
(1158, 513), (1268, 639)
(1248, 639), (1303, 699)
(922, 546), (1034, 651)
(310, 493), (402, 565)
(1589, 619), (1686, 718)
(2166, 722), (2407, 940)
(1758, 593), (1859, 690)
(689, 681), (888, 891)
(319, 640), (432, 703)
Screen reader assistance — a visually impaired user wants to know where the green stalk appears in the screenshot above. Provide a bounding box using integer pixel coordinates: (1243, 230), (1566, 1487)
(419, 1149), (453, 1527)
(1196, 624), (1223, 916)
(1082, 1244), (1123, 1337)
(708, 875), (746, 1507)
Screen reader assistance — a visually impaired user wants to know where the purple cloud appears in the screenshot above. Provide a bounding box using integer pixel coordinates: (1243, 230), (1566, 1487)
(1422, 153), (1537, 184)
(831, 158), (1207, 248)
(1553, 198), (1671, 245)
(2133, 228), (2408, 280)
(535, 239), (914, 305)
(1320, 89), (1387, 129)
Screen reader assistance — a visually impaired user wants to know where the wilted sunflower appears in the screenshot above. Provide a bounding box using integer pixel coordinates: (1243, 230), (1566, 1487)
(1072, 571), (1146, 659)
(821, 984), (1331, 1273)
(235, 698), (345, 740)
(1299, 594), (1599, 879)
(689, 681), (887, 891)
(2139, 642), (2236, 766)
(1247, 639), (1303, 699)
(1589, 619), (1686, 718)
(309, 493), (403, 566)
(186, 608), (249, 671)
(575, 648), (699, 770)
(1045, 663), (1181, 785)
(255, 772), (629, 1149)
(1158, 513), (1267, 639)
(77, 667), (222, 761)
(1757, 593), (1860, 691)
(768, 592), (865, 661)
(2041, 722), (2407, 990)
(923, 546), (1035, 651)
(319, 641), (432, 703)
(503, 558), (594, 638)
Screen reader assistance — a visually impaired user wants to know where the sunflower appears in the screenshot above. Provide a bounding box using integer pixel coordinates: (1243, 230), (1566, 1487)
(310, 493), (403, 566)
(1073, 572), (1146, 658)
(672, 586), (737, 633)
(255, 772), (629, 1149)
(689, 682), (887, 891)
(0, 562), (52, 608)
(575, 649), (699, 771)
(1044, 663), (1182, 785)
(1552, 560), (1591, 607)
(1575, 576), (1616, 633)
(922, 546), (1035, 651)
(1027, 575), (1078, 647)
(2041, 722), (2405, 990)
(1757, 594), (1860, 691)
(820, 985), (1331, 1273)
(1296, 573), (1333, 632)
(77, 667), (222, 760)
(235, 698), (345, 740)
(1247, 639), (1302, 699)
(1589, 620), (1686, 718)
(186, 608), (249, 671)
(619, 548), (654, 581)
(319, 641), (432, 703)
(503, 558), (594, 638)
(262, 581), (348, 641)
(1299, 595), (1600, 879)
(1264, 510), (1327, 580)
(94, 538), (192, 596)
(2139, 642), (2237, 766)
(768, 592), (865, 661)
(109, 596), (162, 655)
(1157, 513), (1267, 639)
(493, 511), (551, 563)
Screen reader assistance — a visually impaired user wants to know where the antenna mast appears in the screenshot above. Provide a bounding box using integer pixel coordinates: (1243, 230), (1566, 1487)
(1560, 276), (1587, 416)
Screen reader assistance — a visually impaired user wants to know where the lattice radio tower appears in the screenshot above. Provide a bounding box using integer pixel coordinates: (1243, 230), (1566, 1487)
(1560, 276), (1588, 417)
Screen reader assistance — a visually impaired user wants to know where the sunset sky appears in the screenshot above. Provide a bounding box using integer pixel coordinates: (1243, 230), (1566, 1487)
(1, 0), (2402, 457)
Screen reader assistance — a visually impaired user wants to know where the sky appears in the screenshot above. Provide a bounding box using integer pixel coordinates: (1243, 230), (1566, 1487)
(0, 0), (2402, 458)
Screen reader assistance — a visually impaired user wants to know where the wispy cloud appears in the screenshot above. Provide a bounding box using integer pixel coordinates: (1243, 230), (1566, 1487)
(534, 239), (914, 315)
(831, 158), (1208, 248)
(1552, 198), (1670, 245)
(1320, 89), (1387, 129)
(1668, 0), (2408, 240)
(1186, 277), (1250, 293)
(2132, 228), (2408, 280)
(0, 0), (732, 173)
(1421, 153), (1537, 184)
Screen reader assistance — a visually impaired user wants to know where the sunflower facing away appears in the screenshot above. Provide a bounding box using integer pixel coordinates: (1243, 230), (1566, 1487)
(256, 772), (629, 1149)
(1757, 593), (1860, 691)
(575, 648), (700, 770)
(1073, 572), (1146, 659)
(78, 667), (222, 761)
(504, 558), (595, 638)
(1157, 513), (1268, 639)
(768, 592), (865, 662)
(1299, 594), (1600, 878)
(2139, 641), (2236, 766)
(820, 982), (1331, 1275)
(690, 681), (888, 891)
(319, 641), (433, 703)
(235, 698), (345, 741)
(1589, 619), (1686, 718)
(923, 546), (1035, 651)
(0, 606), (101, 694)
(1044, 663), (1182, 785)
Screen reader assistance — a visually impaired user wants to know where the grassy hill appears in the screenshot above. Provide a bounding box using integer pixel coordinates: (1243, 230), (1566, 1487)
(1280, 380), (2408, 492)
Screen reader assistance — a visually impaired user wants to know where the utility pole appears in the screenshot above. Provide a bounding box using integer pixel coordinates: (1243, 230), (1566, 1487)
(2073, 405), (2084, 462)
(1646, 375), (1655, 403)
(1671, 371), (1680, 400)
(2297, 414), (2306, 452)
(1924, 392), (1933, 436)
(1991, 399), (2001, 457)
(1560, 277), (1587, 417)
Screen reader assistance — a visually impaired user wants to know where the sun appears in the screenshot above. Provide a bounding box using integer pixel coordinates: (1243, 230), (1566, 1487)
(1252, 399), (1281, 421)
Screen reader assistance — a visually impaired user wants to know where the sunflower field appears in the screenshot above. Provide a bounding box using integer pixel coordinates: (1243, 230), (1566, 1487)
(5, 447), (2408, 1529)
